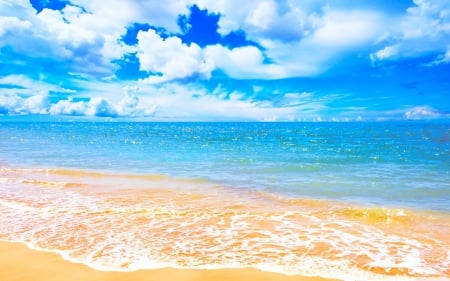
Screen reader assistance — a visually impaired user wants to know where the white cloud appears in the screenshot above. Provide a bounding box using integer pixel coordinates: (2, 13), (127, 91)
(0, 94), (23, 114)
(194, 0), (448, 72)
(4, 0), (437, 82)
(0, 2), (115, 75)
(70, 0), (189, 33)
(281, 92), (314, 106)
(4, 77), (446, 121)
(311, 10), (383, 48)
(370, 45), (399, 62)
(201, 0), (449, 69)
(22, 95), (49, 114)
(428, 48), (450, 65)
(243, 0), (315, 42)
(0, 94), (49, 115)
(373, 0), (450, 62)
(245, 1), (277, 31)
(0, 16), (31, 37)
(208, 7), (385, 78)
(204, 45), (286, 79)
(0, 75), (75, 96)
(176, 1), (386, 78)
(49, 97), (87, 116)
(137, 30), (214, 83)
(350, 106), (448, 121)
(0, 80), (331, 121)
(193, 0), (314, 41)
(0, 0), (186, 76)
(2, 1), (379, 82)
(403, 0), (450, 40)
(132, 83), (302, 121)
(36, 8), (98, 49)
(0, 0), (34, 17)
(85, 97), (118, 117)
(116, 86), (158, 117)
(48, 89), (158, 118)
(49, 97), (117, 117)
(1, 0), (449, 109)
(404, 106), (443, 120)
(190, 0), (262, 35)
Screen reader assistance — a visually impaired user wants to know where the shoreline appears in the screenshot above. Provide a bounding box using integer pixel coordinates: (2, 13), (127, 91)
(0, 241), (341, 281)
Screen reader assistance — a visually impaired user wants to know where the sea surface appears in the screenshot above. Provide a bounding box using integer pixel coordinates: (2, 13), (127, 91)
(0, 121), (449, 281)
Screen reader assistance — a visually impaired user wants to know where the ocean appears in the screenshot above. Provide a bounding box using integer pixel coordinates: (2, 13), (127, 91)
(0, 121), (449, 281)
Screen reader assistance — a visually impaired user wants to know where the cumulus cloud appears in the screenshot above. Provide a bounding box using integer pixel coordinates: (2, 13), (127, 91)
(0, 94), (22, 114)
(137, 29), (214, 83)
(0, 94), (49, 115)
(245, 1), (277, 31)
(194, 0), (448, 71)
(3, 79), (446, 121)
(242, 0), (310, 42)
(373, 0), (450, 62)
(0, 2), (116, 76)
(402, 0), (450, 40)
(0, 16), (31, 37)
(48, 97), (87, 116)
(0, 0), (34, 18)
(0, 81), (332, 121)
(0, 76), (152, 118)
(190, 2), (386, 77)
(202, 9), (386, 81)
(49, 97), (120, 117)
(204, 45), (286, 79)
(0, 0), (186, 76)
(48, 91), (158, 118)
(1, 0), (449, 122)
(193, 0), (315, 41)
(70, 0), (189, 33)
(3, 0), (449, 81)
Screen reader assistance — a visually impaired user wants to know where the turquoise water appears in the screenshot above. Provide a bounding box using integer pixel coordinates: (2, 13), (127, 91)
(1, 120), (450, 280)
(1, 121), (449, 211)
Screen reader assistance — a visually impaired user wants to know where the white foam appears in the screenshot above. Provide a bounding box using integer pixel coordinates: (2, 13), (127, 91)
(1, 169), (449, 281)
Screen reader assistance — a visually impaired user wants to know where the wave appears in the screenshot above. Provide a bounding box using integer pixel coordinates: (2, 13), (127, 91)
(0, 166), (449, 280)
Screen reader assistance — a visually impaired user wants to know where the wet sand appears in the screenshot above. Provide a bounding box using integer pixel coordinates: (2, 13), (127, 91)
(0, 241), (340, 281)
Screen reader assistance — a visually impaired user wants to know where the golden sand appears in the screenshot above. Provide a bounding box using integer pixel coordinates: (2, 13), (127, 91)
(0, 241), (340, 281)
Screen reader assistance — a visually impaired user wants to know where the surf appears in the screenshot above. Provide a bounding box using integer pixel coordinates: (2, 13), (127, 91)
(0, 167), (448, 281)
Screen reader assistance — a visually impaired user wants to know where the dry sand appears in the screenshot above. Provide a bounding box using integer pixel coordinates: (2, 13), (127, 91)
(0, 241), (340, 281)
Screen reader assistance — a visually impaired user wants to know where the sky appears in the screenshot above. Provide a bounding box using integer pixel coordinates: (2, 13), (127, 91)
(0, 0), (449, 121)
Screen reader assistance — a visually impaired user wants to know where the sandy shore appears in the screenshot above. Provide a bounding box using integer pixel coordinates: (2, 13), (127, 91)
(0, 241), (340, 281)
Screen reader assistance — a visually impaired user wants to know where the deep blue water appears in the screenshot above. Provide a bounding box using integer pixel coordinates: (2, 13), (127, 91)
(1, 121), (449, 211)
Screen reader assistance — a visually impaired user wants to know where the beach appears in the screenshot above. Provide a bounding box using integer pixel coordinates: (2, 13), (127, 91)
(0, 241), (339, 281)
(0, 122), (449, 281)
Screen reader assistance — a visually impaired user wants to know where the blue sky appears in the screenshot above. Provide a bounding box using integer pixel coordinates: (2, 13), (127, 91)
(0, 0), (449, 121)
